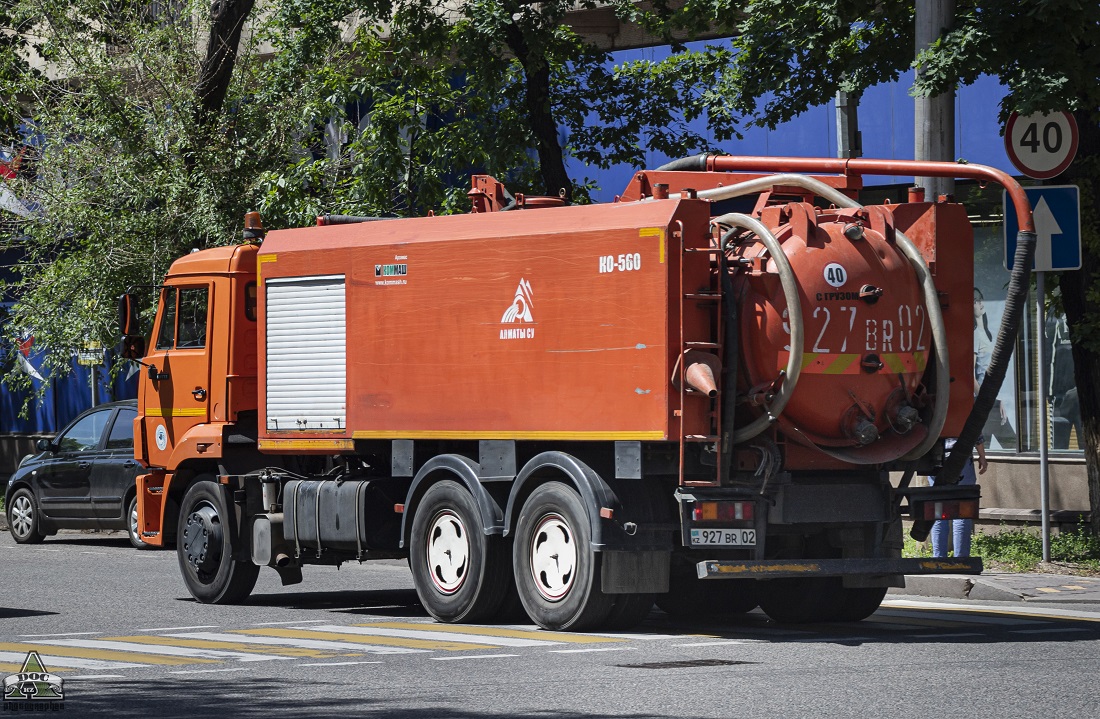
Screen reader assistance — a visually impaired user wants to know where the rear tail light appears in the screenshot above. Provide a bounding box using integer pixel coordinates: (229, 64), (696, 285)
(692, 501), (754, 522)
(920, 499), (979, 520)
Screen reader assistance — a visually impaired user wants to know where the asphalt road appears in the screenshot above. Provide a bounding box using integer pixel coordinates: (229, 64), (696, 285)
(3, 529), (1100, 718)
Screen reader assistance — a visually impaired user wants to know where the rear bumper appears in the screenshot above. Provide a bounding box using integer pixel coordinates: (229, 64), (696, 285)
(697, 556), (983, 579)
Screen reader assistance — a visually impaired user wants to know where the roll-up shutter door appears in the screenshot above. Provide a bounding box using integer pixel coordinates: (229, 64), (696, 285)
(265, 275), (346, 431)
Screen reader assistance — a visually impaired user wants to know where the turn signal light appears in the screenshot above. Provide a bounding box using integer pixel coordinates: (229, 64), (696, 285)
(692, 501), (753, 522)
(920, 499), (979, 520)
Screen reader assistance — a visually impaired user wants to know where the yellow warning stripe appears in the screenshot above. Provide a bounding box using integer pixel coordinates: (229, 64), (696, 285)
(351, 430), (666, 441)
(362, 622), (622, 644)
(640, 227), (666, 264)
(232, 628), (496, 652)
(258, 254), (277, 264)
(145, 407), (206, 418)
(0, 642), (209, 666)
(784, 351), (927, 375)
(256, 439), (352, 450)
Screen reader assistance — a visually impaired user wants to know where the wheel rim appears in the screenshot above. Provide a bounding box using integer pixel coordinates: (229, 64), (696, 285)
(425, 510), (470, 594)
(182, 501), (223, 575)
(129, 501), (143, 545)
(529, 513), (577, 602)
(10, 494), (34, 538)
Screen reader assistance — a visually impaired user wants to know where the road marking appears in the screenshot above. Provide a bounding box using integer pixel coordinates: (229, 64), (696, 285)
(65, 675), (125, 680)
(169, 668), (251, 675)
(325, 624), (561, 647)
(108, 634), (348, 659)
(362, 621), (620, 644)
(588, 632), (688, 641)
(674, 640), (756, 647)
(1036, 587), (1061, 593)
(139, 625), (220, 633)
(18, 632), (102, 638)
(36, 638), (284, 663)
(198, 630), (425, 654)
(877, 607), (1043, 626)
(251, 620), (328, 626)
(298, 661), (384, 667)
(549, 647), (638, 654)
(0, 643), (202, 667)
(0, 650), (150, 671)
(236, 627), (496, 652)
(430, 654), (520, 661)
(1062, 585), (1087, 590)
(1010, 628), (1092, 635)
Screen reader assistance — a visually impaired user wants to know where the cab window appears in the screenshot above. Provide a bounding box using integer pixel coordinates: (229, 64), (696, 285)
(154, 287), (208, 350)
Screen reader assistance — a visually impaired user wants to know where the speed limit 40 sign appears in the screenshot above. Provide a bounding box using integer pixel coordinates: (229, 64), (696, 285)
(1005, 111), (1079, 180)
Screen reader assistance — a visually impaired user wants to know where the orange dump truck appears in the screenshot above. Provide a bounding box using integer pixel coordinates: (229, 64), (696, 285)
(119, 156), (1036, 629)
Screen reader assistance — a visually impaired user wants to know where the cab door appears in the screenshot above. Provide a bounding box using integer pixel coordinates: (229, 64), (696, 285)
(142, 284), (212, 468)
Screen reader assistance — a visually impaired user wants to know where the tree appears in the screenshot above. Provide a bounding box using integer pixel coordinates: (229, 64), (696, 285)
(644, 0), (1100, 535)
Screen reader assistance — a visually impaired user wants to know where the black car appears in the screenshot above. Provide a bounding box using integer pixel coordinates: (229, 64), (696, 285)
(5, 400), (147, 549)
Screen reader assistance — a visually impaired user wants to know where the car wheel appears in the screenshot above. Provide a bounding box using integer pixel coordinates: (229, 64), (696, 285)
(513, 482), (614, 631)
(177, 479), (259, 604)
(127, 495), (149, 550)
(6, 488), (46, 544)
(409, 480), (512, 623)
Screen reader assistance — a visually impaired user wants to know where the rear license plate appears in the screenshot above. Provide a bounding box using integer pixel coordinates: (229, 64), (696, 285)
(689, 528), (756, 546)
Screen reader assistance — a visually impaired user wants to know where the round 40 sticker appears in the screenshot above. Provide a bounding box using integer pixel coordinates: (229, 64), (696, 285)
(823, 262), (848, 288)
(155, 424), (168, 451)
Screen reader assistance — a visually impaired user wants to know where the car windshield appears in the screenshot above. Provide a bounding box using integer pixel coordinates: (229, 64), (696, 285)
(57, 409), (111, 453)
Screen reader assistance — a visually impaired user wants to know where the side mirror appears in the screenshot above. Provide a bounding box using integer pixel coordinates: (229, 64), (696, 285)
(121, 335), (146, 360)
(118, 293), (141, 336)
(35, 438), (54, 453)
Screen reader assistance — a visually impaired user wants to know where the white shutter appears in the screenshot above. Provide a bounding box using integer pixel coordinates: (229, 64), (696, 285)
(265, 276), (346, 431)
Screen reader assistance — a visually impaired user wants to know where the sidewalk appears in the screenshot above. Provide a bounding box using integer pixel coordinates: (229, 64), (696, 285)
(890, 572), (1100, 603)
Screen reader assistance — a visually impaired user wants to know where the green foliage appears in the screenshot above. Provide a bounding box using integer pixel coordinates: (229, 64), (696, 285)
(971, 524), (1100, 572)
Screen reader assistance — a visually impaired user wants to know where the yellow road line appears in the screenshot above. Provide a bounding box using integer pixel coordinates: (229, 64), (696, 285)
(232, 628), (497, 652)
(359, 622), (622, 644)
(1036, 587), (1061, 593)
(0, 642), (209, 666)
(99, 636), (350, 659)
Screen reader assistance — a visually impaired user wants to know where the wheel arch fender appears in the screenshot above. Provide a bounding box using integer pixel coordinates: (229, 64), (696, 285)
(400, 454), (503, 549)
(504, 451), (620, 550)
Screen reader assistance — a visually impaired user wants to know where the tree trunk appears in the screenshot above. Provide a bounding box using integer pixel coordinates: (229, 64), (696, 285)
(502, 17), (573, 201)
(1058, 110), (1100, 537)
(194, 0), (256, 126)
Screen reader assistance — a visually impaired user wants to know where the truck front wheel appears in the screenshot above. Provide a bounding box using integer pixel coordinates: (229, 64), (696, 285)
(513, 482), (613, 631)
(409, 480), (512, 623)
(177, 479), (259, 604)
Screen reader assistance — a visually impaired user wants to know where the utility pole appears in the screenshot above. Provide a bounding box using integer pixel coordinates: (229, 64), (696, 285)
(914, 1), (956, 199)
(836, 90), (862, 159)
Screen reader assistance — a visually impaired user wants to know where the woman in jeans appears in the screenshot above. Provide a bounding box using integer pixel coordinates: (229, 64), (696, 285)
(928, 437), (987, 557)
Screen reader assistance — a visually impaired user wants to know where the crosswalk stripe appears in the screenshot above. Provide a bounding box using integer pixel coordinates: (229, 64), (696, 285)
(0, 642), (202, 667)
(34, 639), (280, 663)
(233, 628), (496, 652)
(170, 632), (425, 655)
(318, 624), (562, 647)
(100, 635), (349, 659)
(0, 650), (150, 670)
(361, 622), (621, 644)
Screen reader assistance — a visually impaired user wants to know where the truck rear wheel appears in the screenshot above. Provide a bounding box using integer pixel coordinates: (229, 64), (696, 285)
(409, 480), (512, 623)
(513, 482), (613, 631)
(178, 479), (259, 604)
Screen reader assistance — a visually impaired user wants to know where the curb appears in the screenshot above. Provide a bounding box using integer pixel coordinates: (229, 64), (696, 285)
(889, 574), (1027, 602)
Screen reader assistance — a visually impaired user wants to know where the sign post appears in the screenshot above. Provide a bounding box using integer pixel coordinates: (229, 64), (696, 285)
(1005, 184), (1081, 563)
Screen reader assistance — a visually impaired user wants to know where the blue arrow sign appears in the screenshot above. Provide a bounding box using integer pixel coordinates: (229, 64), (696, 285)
(1004, 185), (1081, 272)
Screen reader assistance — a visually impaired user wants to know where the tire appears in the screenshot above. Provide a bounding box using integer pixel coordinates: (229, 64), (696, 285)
(409, 480), (512, 623)
(513, 482), (614, 631)
(177, 479), (259, 604)
(656, 573), (758, 617)
(127, 495), (149, 550)
(605, 593), (655, 630)
(757, 577), (845, 624)
(833, 586), (888, 622)
(6, 488), (46, 544)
